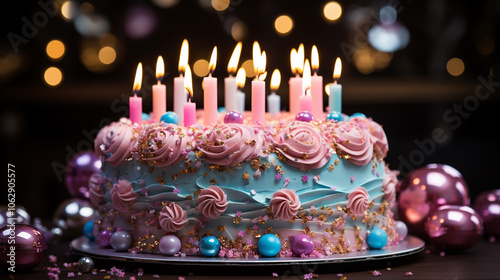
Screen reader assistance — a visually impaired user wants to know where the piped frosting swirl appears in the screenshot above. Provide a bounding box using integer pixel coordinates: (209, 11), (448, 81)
(110, 179), (138, 212)
(95, 118), (139, 167)
(196, 186), (228, 218)
(347, 187), (370, 216)
(159, 203), (187, 232)
(333, 122), (373, 166)
(88, 173), (105, 207)
(269, 189), (301, 220)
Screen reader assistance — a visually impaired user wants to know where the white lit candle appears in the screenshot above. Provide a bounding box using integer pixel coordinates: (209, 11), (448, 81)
(224, 42), (242, 112)
(236, 67), (246, 113)
(174, 39), (189, 121)
(267, 69), (281, 114)
(329, 57), (342, 113)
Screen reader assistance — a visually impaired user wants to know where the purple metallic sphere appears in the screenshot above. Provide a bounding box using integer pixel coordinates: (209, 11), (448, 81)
(159, 235), (182, 256)
(295, 111), (315, 122)
(291, 234), (314, 255)
(473, 189), (500, 237)
(425, 205), (483, 251)
(98, 229), (114, 248)
(64, 151), (102, 199)
(398, 164), (469, 238)
(0, 224), (47, 271)
(223, 110), (244, 124)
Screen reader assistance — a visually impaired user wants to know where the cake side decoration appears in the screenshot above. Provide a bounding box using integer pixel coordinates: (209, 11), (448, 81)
(88, 173), (105, 207)
(159, 203), (187, 232)
(347, 187), (370, 216)
(269, 189), (301, 220)
(110, 180), (138, 212)
(350, 117), (388, 159)
(333, 122), (373, 166)
(383, 165), (399, 204)
(196, 186), (229, 218)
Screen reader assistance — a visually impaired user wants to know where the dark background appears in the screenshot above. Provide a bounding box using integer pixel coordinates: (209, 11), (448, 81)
(0, 0), (499, 220)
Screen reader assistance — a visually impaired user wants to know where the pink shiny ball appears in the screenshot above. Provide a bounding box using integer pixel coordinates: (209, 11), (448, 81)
(98, 229), (114, 248)
(224, 110), (244, 124)
(291, 234), (314, 255)
(425, 205), (483, 251)
(65, 151), (102, 199)
(295, 111), (315, 122)
(473, 189), (500, 237)
(0, 224), (47, 271)
(398, 164), (469, 238)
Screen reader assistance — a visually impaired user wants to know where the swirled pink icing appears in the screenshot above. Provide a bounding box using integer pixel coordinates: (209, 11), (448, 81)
(350, 117), (388, 159)
(110, 180), (138, 212)
(196, 186), (228, 218)
(383, 165), (399, 203)
(95, 118), (139, 167)
(135, 123), (191, 166)
(347, 187), (370, 216)
(88, 173), (105, 207)
(158, 203), (187, 232)
(271, 121), (332, 171)
(196, 124), (264, 166)
(333, 122), (373, 166)
(269, 189), (301, 220)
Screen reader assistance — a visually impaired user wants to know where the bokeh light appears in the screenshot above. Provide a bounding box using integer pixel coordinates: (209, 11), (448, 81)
(446, 58), (465, 76)
(274, 15), (294, 35)
(193, 59), (209, 77)
(323, 2), (342, 21)
(211, 0), (230, 11)
(44, 67), (63, 86)
(61, 1), (75, 20)
(231, 21), (248, 41)
(241, 59), (255, 78)
(477, 37), (494, 55)
(98, 46), (116, 65)
(46, 40), (65, 60)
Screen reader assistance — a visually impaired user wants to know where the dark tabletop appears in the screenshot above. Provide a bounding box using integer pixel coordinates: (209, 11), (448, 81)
(3, 237), (500, 280)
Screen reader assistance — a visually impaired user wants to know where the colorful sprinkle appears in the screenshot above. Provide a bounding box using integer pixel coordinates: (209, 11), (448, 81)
(301, 175), (309, 182)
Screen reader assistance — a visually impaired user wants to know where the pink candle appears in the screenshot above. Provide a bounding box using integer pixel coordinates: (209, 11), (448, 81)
(183, 101), (196, 127)
(204, 47), (218, 126)
(130, 62), (143, 124)
(152, 56), (166, 122)
(311, 46), (323, 119)
(129, 94), (142, 124)
(289, 75), (302, 115)
(252, 80), (265, 123)
(299, 94), (312, 112)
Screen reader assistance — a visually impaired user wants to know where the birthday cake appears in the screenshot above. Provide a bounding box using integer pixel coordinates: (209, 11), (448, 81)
(89, 112), (401, 258)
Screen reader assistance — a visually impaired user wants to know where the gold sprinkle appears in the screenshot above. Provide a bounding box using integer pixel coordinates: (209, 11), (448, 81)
(243, 172), (250, 180)
(210, 178), (216, 185)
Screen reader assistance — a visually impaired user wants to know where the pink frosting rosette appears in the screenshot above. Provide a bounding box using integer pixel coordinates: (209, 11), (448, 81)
(196, 124), (264, 166)
(269, 189), (301, 220)
(271, 121), (332, 171)
(197, 186), (228, 218)
(95, 118), (139, 167)
(159, 203), (187, 232)
(350, 117), (388, 159)
(88, 173), (105, 207)
(110, 179), (138, 212)
(347, 187), (370, 216)
(135, 123), (191, 166)
(383, 165), (399, 203)
(333, 122), (373, 166)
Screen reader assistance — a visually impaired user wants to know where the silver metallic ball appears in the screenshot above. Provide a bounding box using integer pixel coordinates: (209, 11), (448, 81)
(109, 231), (133, 251)
(77, 257), (94, 273)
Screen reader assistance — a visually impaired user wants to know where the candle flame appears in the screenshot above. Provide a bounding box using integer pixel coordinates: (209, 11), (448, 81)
(208, 46), (217, 75)
(184, 64), (193, 101)
(311, 45), (319, 73)
(270, 69), (281, 92)
(333, 57), (342, 80)
(178, 39), (189, 74)
(133, 62), (143, 93)
(236, 67), (246, 89)
(156, 55), (165, 81)
(325, 83), (333, 96)
(257, 51), (267, 81)
(302, 59), (311, 95)
(252, 41), (261, 75)
(290, 48), (297, 75)
(227, 42), (242, 75)
(297, 43), (305, 75)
